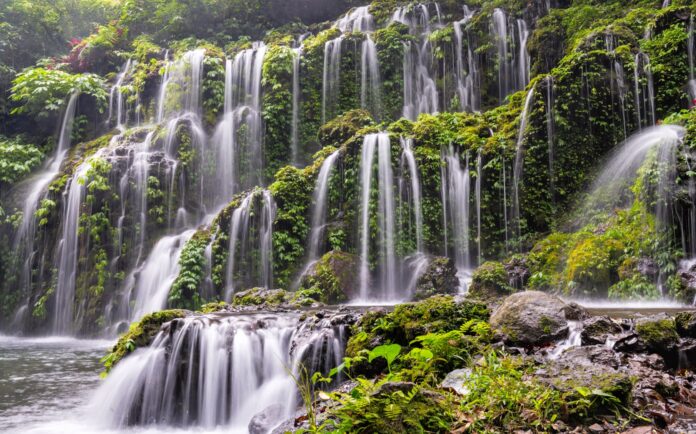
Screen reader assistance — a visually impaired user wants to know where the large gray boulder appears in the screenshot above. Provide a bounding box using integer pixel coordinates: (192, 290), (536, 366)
(412, 256), (459, 300)
(490, 290), (570, 347)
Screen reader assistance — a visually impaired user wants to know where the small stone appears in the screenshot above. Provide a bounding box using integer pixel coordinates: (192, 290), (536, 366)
(440, 368), (472, 396)
(588, 423), (604, 433)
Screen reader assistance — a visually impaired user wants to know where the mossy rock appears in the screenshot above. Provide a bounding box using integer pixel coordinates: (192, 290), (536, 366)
(102, 309), (187, 373)
(490, 291), (569, 347)
(469, 261), (514, 301)
(232, 288), (291, 307)
(299, 250), (359, 304)
(675, 312), (696, 338)
(346, 295), (489, 357)
(635, 317), (679, 355)
(412, 256), (459, 301)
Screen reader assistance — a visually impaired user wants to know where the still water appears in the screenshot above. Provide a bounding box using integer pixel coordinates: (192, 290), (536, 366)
(0, 335), (252, 434)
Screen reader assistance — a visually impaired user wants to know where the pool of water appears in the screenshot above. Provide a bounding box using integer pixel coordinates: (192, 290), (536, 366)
(0, 335), (112, 432)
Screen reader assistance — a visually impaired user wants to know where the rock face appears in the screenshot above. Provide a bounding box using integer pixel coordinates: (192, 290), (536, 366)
(299, 250), (359, 304)
(675, 312), (696, 338)
(581, 316), (624, 345)
(249, 404), (286, 434)
(489, 291), (569, 347)
(412, 256), (459, 301)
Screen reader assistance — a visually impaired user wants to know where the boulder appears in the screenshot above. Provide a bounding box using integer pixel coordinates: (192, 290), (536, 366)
(635, 317), (679, 354)
(412, 256), (459, 300)
(533, 345), (633, 406)
(581, 316), (624, 345)
(489, 291), (569, 347)
(675, 311), (696, 338)
(249, 404), (286, 434)
(299, 251), (359, 304)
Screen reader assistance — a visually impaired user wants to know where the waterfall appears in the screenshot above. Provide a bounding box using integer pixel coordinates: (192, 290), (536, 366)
(91, 312), (347, 430)
(336, 6), (374, 32)
(128, 230), (197, 322)
(13, 92), (78, 307)
(580, 126), (685, 233)
(475, 150), (482, 264)
(400, 138), (423, 253)
(492, 9), (510, 102)
(322, 37), (343, 124)
(633, 52), (656, 129)
(606, 35), (628, 138)
(512, 85), (536, 246)
(377, 135), (397, 300)
(393, 3), (440, 120)
(53, 151), (105, 334)
(546, 76), (556, 199)
(688, 15), (695, 107)
(291, 45), (302, 166)
(442, 146), (472, 291)
(157, 49), (205, 121)
(454, 6), (479, 112)
(306, 151), (341, 264)
(225, 190), (276, 300)
(107, 59), (134, 130)
(361, 35), (381, 119)
(358, 133), (398, 301)
(212, 43), (267, 197)
(491, 9), (530, 102)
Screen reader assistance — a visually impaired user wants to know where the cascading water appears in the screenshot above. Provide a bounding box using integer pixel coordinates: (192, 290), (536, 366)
(688, 14), (695, 107)
(127, 230), (197, 322)
(213, 43), (267, 197)
(393, 3), (440, 120)
(107, 59), (134, 131)
(13, 92), (78, 314)
(454, 6), (479, 112)
(321, 36), (343, 124)
(361, 34), (381, 118)
(358, 133), (399, 301)
(53, 151), (105, 334)
(91, 312), (348, 431)
(491, 9), (529, 102)
(633, 51), (656, 129)
(305, 151), (341, 266)
(442, 145), (472, 291)
(606, 35), (629, 138)
(475, 150), (483, 263)
(291, 42), (303, 166)
(511, 85), (536, 247)
(400, 138), (423, 253)
(580, 125), (685, 237)
(225, 190), (276, 300)
(546, 76), (556, 199)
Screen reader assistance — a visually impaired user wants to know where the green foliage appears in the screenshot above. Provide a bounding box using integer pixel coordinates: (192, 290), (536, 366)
(469, 261), (513, 299)
(0, 135), (43, 183)
(368, 344), (401, 373)
(635, 318), (679, 352)
(169, 231), (210, 310)
(101, 309), (186, 373)
(10, 68), (107, 117)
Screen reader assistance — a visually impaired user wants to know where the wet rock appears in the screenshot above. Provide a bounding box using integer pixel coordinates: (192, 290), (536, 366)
(299, 250), (359, 304)
(635, 316), (680, 366)
(675, 311), (696, 338)
(534, 345), (632, 406)
(582, 316), (623, 345)
(489, 291), (569, 347)
(440, 368), (472, 396)
(504, 255), (530, 290)
(412, 256), (459, 301)
(233, 288), (291, 307)
(249, 403), (286, 434)
(613, 332), (647, 354)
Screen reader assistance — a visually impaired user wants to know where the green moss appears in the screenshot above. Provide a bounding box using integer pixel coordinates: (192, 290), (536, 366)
(101, 309), (186, 373)
(232, 288), (290, 307)
(346, 295), (489, 357)
(298, 250), (358, 304)
(635, 318), (679, 352)
(469, 261), (513, 299)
